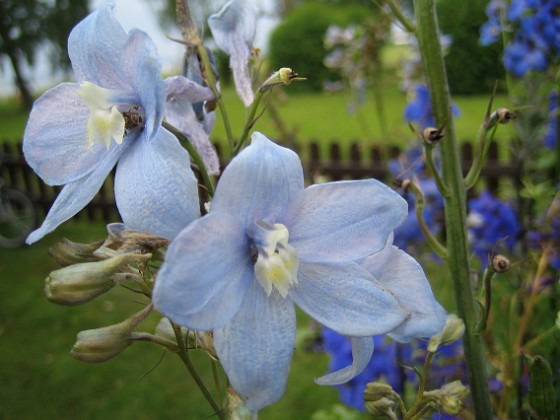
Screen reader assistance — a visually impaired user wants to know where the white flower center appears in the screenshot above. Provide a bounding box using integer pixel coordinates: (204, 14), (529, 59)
(77, 82), (143, 150)
(250, 221), (299, 298)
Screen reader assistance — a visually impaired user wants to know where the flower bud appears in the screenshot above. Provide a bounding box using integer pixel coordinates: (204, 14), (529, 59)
(424, 380), (469, 415)
(364, 382), (395, 401)
(105, 223), (168, 253)
(259, 68), (306, 91)
(428, 313), (465, 353)
(422, 127), (444, 144)
(48, 238), (104, 267)
(195, 330), (218, 360)
(154, 317), (188, 345)
(485, 107), (516, 129)
(365, 396), (398, 419)
(71, 304), (153, 363)
(492, 254), (510, 273)
(45, 252), (151, 306)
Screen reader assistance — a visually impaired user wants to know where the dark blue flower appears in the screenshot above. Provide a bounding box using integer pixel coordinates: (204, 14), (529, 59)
(467, 190), (521, 266)
(321, 328), (465, 412)
(480, 0), (560, 76)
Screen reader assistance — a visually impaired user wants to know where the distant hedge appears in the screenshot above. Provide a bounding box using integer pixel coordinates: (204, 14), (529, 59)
(437, 0), (505, 94)
(268, 2), (373, 92)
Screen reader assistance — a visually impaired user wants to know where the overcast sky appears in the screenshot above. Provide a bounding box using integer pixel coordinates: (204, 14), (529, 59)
(0, 0), (278, 97)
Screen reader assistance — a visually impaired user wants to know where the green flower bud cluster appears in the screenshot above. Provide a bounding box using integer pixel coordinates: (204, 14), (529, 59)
(424, 380), (469, 415)
(44, 252), (151, 306)
(363, 382), (398, 419)
(71, 304), (153, 363)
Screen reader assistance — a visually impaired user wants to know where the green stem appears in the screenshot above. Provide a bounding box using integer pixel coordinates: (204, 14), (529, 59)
(424, 143), (449, 197)
(129, 332), (179, 351)
(234, 89), (266, 155)
(521, 325), (559, 353)
(408, 180), (448, 259)
(162, 120), (215, 198)
(385, 0), (416, 33)
(196, 44), (235, 152)
(475, 264), (496, 334)
(172, 323), (225, 419)
(412, 1), (493, 418)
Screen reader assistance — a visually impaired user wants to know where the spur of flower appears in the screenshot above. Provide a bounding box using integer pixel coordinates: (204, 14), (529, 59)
(153, 132), (443, 411)
(23, 4), (200, 244)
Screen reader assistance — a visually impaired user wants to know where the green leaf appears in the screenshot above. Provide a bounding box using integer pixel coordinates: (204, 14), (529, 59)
(528, 355), (557, 420)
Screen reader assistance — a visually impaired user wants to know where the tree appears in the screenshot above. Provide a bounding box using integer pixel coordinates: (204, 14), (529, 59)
(0, 0), (89, 109)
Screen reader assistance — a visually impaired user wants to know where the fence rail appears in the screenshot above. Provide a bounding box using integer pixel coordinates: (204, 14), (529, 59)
(1, 139), (521, 225)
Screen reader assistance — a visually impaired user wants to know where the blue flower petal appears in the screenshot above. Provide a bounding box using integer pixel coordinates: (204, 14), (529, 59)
(208, 0), (257, 106)
(23, 83), (108, 185)
(165, 76), (214, 103)
(122, 29), (165, 139)
(291, 262), (407, 336)
(26, 144), (124, 244)
(362, 238), (447, 342)
(283, 179), (407, 262)
(315, 336), (374, 386)
(211, 133), (304, 227)
(68, 4), (130, 89)
(165, 90), (220, 175)
(114, 128), (200, 240)
(214, 282), (296, 412)
(153, 212), (253, 330)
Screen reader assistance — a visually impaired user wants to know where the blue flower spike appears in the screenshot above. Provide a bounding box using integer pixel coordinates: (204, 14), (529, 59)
(208, 0), (257, 107)
(23, 5), (200, 244)
(154, 133), (446, 412)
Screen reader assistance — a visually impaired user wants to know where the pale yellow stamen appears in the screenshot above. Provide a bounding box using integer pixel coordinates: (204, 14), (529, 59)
(78, 82), (125, 149)
(253, 223), (299, 298)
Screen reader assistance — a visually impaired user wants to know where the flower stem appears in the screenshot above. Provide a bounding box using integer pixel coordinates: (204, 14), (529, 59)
(408, 180), (448, 259)
(171, 323), (225, 419)
(234, 89), (266, 155)
(412, 1), (493, 418)
(385, 0), (416, 33)
(196, 44), (236, 153)
(162, 120), (215, 198)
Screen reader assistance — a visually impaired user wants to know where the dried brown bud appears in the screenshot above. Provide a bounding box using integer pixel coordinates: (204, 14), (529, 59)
(422, 127), (444, 144)
(492, 254), (511, 273)
(496, 108), (516, 124)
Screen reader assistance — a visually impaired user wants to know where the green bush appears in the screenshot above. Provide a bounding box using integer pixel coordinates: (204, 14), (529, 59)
(437, 0), (505, 95)
(268, 2), (373, 92)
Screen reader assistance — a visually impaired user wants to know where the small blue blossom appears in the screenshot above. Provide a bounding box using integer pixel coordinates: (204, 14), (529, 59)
(208, 0), (257, 107)
(467, 190), (521, 265)
(23, 5), (200, 243)
(404, 84), (460, 130)
(480, 0), (560, 77)
(153, 133), (447, 412)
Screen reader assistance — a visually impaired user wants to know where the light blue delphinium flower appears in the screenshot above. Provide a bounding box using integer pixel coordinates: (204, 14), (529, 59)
(23, 5), (201, 244)
(208, 0), (257, 107)
(315, 232), (447, 388)
(153, 132), (445, 411)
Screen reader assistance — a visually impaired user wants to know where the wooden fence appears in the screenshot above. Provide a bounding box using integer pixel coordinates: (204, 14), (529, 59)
(1, 139), (521, 225)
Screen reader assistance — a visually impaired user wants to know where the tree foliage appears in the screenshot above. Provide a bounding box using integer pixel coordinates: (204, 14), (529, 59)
(0, 0), (89, 108)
